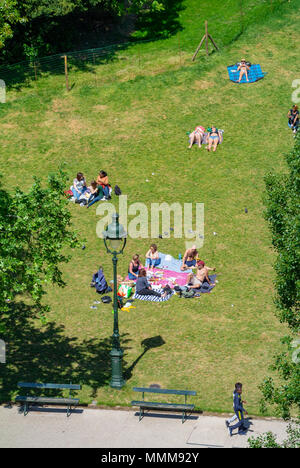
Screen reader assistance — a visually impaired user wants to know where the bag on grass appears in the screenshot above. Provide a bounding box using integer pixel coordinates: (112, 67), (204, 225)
(117, 284), (132, 298)
(181, 289), (195, 298)
(114, 185), (122, 196)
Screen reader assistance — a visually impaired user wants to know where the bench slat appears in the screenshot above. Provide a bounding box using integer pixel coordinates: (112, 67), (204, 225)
(131, 400), (194, 410)
(133, 387), (196, 396)
(18, 382), (81, 390)
(16, 396), (79, 405)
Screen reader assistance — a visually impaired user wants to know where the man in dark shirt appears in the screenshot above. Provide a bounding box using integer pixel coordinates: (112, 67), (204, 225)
(288, 105), (299, 134)
(227, 383), (248, 436)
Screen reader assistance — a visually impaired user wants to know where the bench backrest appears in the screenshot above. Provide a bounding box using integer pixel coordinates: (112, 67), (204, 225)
(18, 382), (81, 391)
(133, 387), (196, 397)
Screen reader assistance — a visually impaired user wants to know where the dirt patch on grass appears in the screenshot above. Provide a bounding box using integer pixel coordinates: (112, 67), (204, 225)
(52, 98), (74, 114)
(192, 80), (214, 90)
(93, 104), (108, 112)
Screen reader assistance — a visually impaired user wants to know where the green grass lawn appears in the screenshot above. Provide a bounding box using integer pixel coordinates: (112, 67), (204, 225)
(0, 0), (299, 415)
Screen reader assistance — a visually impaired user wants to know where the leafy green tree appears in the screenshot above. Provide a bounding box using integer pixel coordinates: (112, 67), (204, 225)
(264, 134), (300, 330)
(248, 421), (300, 448)
(256, 133), (300, 421)
(0, 169), (79, 327)
(0, 0), (25, 49)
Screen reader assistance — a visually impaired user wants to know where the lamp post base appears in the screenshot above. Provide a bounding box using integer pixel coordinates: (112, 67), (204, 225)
(110, 347), (125, 389)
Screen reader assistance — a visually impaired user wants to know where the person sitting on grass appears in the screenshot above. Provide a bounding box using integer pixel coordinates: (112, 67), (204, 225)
(96, 170), (111, 199)
(287, 105), (299, 135)
(180, 245), (198, 271)
(71, 172), (87, 200)
(145, 244), (161, 270)
(188, 125), (206, 149)
(186, 260), (216, 289)
(128, 254), (144, 280)
(86, 182), (104, 209)
(206, 126), (222, 152)
(236, 58), (250, 83)
(136, 268), (168, 298)
(78, 180), (98, 205)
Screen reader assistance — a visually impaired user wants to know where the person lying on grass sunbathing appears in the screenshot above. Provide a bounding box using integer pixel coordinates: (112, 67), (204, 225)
(206, 126), (222, 152)
(181, 245), (198, 271)
(188, 125), (206, 148)
(136, 268), (169, 298)
(187, 260), (216, 289)
(145, 244), (161, 270)
(236, 59), (250, 83)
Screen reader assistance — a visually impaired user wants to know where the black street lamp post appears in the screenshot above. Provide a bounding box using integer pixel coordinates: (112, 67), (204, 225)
(102, 213), (127, 389)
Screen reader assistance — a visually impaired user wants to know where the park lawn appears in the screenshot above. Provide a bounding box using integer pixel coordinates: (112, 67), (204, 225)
(0, 1), (299, 415)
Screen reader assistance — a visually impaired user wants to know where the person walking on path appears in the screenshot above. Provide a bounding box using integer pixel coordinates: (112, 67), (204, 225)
(226, 382), (248, 436)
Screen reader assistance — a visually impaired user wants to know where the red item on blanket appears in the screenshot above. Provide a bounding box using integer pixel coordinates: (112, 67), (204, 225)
(64, 190), (73, 198)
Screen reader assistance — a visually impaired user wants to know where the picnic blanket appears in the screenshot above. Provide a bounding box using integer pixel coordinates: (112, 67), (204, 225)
(227, 64), (266, 83)
(133, 287), (174, 302)
(125, 267), (190, 288)
(156, 252), (193, 273)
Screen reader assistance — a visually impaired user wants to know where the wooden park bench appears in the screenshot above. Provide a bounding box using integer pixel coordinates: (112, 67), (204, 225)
(15, 382), (81, 417)
(131, 387), (197, 423)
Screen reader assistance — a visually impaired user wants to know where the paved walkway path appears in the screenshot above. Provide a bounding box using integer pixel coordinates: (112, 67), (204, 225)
(0, 405), (288, 448)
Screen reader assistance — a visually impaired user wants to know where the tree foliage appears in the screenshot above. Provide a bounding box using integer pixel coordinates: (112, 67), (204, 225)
(0, 169), (79, 323)
(264, 133), (300, 329)
(0, 0), (25, 49)
(257, 133), (300, 421)
(248, 421), (300, 448)
(0, 0), (170, 61)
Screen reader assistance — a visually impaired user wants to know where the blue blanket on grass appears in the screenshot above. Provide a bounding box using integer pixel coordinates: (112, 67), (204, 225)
(227, 64), (266, 83)
(157, 252), (193, 273)
(196, 274), (217, 294)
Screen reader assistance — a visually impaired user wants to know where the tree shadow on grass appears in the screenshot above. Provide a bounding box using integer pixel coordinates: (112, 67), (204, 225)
(134, 0), (185, 40)
(0, 302), (131, 402)
(1, 1), (186, 90)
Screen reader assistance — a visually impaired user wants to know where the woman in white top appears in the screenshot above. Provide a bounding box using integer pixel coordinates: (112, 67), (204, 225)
(71, 172), (87, 200)
(145, 244), (161, 270)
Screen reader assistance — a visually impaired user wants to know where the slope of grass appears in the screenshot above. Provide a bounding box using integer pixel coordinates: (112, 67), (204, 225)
(0, 1), (299, 415)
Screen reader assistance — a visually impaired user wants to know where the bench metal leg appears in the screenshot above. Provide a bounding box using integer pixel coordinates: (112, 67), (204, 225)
(139, 407), (144, 422)
(23, 403), (28, 416)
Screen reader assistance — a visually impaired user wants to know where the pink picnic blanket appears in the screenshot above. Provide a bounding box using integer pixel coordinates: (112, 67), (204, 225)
(126, 268), (189, 288)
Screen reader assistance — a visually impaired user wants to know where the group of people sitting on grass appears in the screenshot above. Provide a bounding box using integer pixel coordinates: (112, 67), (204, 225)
(70, 170), (112, 208)
(180, 245), (216, 288)
(188, 125), (223, 152)
(125, 244), (215, 299)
